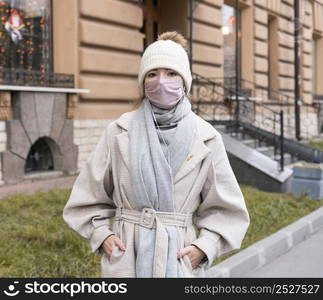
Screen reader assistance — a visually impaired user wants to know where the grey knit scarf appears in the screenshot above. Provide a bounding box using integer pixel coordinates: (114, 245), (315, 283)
(128, 95), (196, 277)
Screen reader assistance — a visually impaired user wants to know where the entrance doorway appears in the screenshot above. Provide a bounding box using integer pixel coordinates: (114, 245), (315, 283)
(140, 0), (160, 49)
(139, 0), (189, 50)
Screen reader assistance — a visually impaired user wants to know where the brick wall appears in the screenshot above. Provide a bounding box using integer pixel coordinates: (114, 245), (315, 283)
(192, 0), (224, 78)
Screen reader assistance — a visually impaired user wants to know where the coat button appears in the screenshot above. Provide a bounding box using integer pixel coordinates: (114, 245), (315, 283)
(187, 154), (193, 161)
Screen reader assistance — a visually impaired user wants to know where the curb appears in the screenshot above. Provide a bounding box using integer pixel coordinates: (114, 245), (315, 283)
(206, 206), (323, 277)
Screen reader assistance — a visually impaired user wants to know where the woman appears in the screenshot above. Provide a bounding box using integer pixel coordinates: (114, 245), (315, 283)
(63, 31), (250, 278)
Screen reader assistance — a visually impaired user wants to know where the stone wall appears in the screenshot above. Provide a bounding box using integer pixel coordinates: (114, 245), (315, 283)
(73, 119), (113, 171)
(0, 96), (113, 185)
(1, 92), (78, 184)
(253, 0), (295, 99)
(76, 0), (142, 120)
(253, 0), (316, 102)
(52, 0), (323, 139)
(192, 0), (224, 78)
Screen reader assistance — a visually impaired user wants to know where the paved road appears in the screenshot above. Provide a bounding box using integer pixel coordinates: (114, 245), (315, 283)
(244, 227), (323, 277)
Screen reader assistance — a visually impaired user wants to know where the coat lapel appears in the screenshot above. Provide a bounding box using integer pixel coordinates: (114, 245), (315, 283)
(174, 136), (211, 183)
(115, 131), (130, 171)
(115, 111), (217, 183)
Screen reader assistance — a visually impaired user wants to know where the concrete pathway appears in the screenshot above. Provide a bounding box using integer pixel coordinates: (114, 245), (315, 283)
(244, 227), (323, 277)
(0, 175), (76, 199)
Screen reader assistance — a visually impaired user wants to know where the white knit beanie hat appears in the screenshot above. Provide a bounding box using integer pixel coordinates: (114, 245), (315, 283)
(138, 39), (192, 98)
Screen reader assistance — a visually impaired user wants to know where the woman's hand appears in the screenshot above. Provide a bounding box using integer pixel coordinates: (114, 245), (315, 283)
(177, 245), (206, 269)
(102, 234), (126, 259)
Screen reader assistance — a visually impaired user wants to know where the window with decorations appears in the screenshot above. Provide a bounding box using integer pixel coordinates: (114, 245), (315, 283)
(0, 0), (73, 87)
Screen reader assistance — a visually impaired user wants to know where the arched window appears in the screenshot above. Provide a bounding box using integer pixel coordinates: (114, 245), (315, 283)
(25, 138), (54, 173)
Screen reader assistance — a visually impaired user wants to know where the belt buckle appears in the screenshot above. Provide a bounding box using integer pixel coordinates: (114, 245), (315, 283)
(140, 207), (156, 228)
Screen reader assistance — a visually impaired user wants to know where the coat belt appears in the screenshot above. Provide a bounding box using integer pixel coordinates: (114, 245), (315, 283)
(114, 207), (193, 277)
(115, 207), (193, 228)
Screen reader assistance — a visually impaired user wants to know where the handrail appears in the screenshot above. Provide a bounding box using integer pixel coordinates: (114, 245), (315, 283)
(191, 72), (285, 171)
(195, 74), (323, 164)
(210, 76), (292, 105)
(208, 76), (321, 141)
(192, 73), (282, 113)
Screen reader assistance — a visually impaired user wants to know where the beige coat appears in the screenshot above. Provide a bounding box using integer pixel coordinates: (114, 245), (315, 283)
(63, 110), (250, 277)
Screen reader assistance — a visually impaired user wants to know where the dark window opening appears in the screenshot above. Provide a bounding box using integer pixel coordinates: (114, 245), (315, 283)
(153, 21), (158, 42)
(25, 138), (54, 173)
(140, 18), (147, 50)
(140, 0), (160, 50)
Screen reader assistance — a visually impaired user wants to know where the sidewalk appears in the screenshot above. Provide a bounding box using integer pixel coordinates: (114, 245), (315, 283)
(244, 227), (323, 277)
(206, 206), (323, 278)
(0, 175), (76, 199)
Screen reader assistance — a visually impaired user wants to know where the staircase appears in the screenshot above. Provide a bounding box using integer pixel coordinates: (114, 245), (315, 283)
(191, 73), (323, 193)
(213, 123), (301, 168)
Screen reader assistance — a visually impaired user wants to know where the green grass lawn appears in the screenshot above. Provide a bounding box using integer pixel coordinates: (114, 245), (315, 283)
(0, 184), (322, 277)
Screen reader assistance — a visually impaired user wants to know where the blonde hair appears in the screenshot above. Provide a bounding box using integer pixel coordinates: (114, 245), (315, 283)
(133, 31), (189, 109)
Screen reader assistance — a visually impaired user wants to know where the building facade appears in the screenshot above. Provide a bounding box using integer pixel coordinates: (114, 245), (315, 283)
(0, 0), (322, 185)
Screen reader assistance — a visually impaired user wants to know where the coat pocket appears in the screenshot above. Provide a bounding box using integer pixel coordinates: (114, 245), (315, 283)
(183, 254), (193, 272)
(180, 254), (205, 278)
(180, 226), (206, 277)
(101, 222), (136, 277)
(109, 246), (125, 264)
(101, 246), (132, 277)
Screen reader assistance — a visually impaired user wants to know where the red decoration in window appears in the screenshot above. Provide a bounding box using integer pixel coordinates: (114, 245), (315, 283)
(5, 9), (25, 43)
(228, 16), (235, 25)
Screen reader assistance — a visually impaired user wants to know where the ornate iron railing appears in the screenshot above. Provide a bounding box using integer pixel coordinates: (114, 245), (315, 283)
(0, 68), (74, 88)
(211, 76), (290, 104)
(191, 72), (285, 171)
(211, 76), (320, 141)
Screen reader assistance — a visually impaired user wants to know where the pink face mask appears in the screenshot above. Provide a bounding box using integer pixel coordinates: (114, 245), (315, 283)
(144, 77), (184, 109)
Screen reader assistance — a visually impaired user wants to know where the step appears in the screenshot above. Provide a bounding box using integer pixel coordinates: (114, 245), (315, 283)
(220, 128), (297, 167)
(225, 96), (261, 102)
(229, 131), (254, 141)
(241, 139), (258, 148)
(213, 125), (227, 132)
(255, 145), (275, 156)
(271, 153), (294, 166)
(221, 132), (293, 193)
